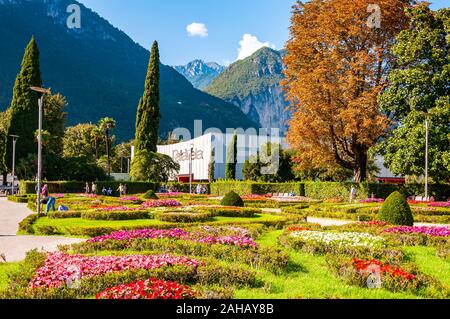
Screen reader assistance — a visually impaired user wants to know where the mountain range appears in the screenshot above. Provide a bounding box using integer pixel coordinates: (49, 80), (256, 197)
(173, 60), (224, 90)
(205, 47), (291, 134)
(0, 0), (257, 142)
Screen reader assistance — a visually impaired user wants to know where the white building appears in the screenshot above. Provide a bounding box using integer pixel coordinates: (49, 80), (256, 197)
(155, 132), (282, 182)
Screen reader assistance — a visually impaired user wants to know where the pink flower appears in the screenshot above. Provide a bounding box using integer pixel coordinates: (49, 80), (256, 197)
(384, 226), (450, 237)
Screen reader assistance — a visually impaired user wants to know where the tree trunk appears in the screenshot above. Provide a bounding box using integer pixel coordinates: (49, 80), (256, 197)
(353, 147), (368, 182)
(2, 171), (7, 186)
(105, 130), (110, 177)
(94, 137), (99, 160)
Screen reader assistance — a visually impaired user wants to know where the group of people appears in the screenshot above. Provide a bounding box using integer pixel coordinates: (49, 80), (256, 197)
(84, 182), (128, 196)
(37, 184), (67, 214)
(195, 184), (208, 195)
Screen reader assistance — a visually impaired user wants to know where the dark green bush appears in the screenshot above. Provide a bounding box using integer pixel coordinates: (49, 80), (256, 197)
(220, 191), (244, 207)
(378, 191), (414, 226)
(143, 189), (159, 199)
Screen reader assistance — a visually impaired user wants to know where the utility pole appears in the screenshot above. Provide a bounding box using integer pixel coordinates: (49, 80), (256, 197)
(189, 143), (194, 194)
(30, 87), (51, 217)
(9, 135), (19, 195)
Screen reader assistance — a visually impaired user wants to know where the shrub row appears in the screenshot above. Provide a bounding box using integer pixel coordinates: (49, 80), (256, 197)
(7, 195), (30, 203)
(155, 211), (212, 223)
(210, 181), (450, 200)
(19, 181), (158, 195)
(203, 207), (260, 218)
(81, 210), (153, 221)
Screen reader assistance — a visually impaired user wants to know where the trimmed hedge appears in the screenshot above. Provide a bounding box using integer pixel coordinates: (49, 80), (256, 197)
(204, 207), (260, 218)
(211, 181), (450, 201)
(378, 191), (414, 226)
(19, 181), (158, 195)
(7, 195), (29, 203)
(81, 210), (154, 221)
(220, 191), (244, 207)
(156, 211), (212, 223)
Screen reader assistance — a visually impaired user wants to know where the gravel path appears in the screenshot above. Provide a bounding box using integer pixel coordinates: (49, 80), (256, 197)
(0, 197), (84, 262)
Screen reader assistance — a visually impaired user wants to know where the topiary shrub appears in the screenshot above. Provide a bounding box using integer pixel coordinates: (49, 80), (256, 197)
(378, 191), (414, 226)
(143, 190), (159, 200)
(220, 191), (244, 207)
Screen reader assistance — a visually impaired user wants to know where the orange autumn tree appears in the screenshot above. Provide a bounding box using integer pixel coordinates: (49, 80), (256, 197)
(283, 0), (411, 182)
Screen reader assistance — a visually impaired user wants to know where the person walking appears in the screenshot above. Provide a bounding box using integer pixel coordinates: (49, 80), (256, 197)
(85, 182), (90, 194)
(117, 184), (124, 196)
(91, 182), (97, 195)
(350, 186), (357, 203)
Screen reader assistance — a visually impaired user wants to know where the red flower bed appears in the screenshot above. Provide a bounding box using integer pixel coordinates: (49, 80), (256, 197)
(286, 225), (310, 232)
(95, 278), (196, 299)
(352, 258), (416, 281)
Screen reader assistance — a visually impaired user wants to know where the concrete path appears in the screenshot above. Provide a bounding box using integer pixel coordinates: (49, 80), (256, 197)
(0, 197), (84, 262)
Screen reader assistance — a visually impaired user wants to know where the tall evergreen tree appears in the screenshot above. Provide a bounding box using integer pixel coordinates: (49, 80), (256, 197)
(135, 41), (160, 153)
(6, 36), (42, 169)
(225, 132), (237, 179)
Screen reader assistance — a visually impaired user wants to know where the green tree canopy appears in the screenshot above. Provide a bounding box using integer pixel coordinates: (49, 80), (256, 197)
(225, 132), (237, 180)
(6, 36), (43, 168)
(377, 5), (450, 182)
(135, 41), (160, 153)
(130, 150), (179, 183)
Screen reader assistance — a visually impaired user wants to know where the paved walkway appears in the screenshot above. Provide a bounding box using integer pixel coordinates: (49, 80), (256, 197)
(0, 198), (84, 262)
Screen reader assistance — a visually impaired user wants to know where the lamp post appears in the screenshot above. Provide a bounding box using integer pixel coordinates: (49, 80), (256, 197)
(189, 143), (194, 194)
(30, 86), (51, 217)
(9, 135), (19, 195)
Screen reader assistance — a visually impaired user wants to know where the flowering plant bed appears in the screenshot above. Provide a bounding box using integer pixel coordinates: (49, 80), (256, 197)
(384, 226), (450, 237)
(428, 201), (450, 207)
(119, 196), (143, 204)
(286, 225), (311, 232)
(88, 227), (257, 248)
(357, 221), (389, 227)
(141, 199), (182, 208)
(288, 230), (385, 249)
(326, 256), (448, 296)
(29, 252), (200, 289)
(359, 198), (384, 203)
(96, 278), (197, 299)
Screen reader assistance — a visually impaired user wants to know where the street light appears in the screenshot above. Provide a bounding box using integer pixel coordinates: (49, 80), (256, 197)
(30, 86), (51, 217)
(9, 135), (19, 195)
(189, 143), (194, 194)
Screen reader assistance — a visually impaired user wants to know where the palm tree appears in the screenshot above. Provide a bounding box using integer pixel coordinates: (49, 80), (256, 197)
(98, 117), (116, 177)
(91, 126), (103, 160)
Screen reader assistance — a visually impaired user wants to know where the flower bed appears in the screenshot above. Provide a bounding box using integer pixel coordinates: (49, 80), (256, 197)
(359, 198), (384, 203)
(95, 278), (197, 299)
(357, 221), (389, 227)
(353, 258), (416, 281)
(286, 225), (311, 232)
(141, 199), (182, 208)
(289, 230), (385, 249)
(96, 206), (140, 212)
(87, 227), (257, 248)
(384, 226), (450, 237)
(428, 202), (450, 207)
(29, 252), (199, 289)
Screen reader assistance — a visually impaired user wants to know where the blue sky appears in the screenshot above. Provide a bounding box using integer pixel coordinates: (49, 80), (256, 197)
(78, 0), (449, 66)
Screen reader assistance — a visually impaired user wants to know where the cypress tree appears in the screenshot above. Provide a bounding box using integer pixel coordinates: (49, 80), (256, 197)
(6, 36), (42, 168)
(135, 41), (160, 153)
(225, 132), (237, 179)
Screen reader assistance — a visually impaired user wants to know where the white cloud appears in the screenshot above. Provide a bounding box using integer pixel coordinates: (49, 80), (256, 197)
(186, 22), (208, 37)
(237, 34), (275, 60)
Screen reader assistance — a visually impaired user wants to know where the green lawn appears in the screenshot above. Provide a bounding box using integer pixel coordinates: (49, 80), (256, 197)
(404, 246), (450, 286)
(0, 263), (20, 293)
(234, 230), (443, 299)
(31, 213), (285, 236)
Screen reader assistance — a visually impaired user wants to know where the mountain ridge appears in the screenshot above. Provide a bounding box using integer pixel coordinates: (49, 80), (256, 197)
(174, 60), (225, 90)
(0, 0), (257, 142)
(205, 47), (291, 134)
